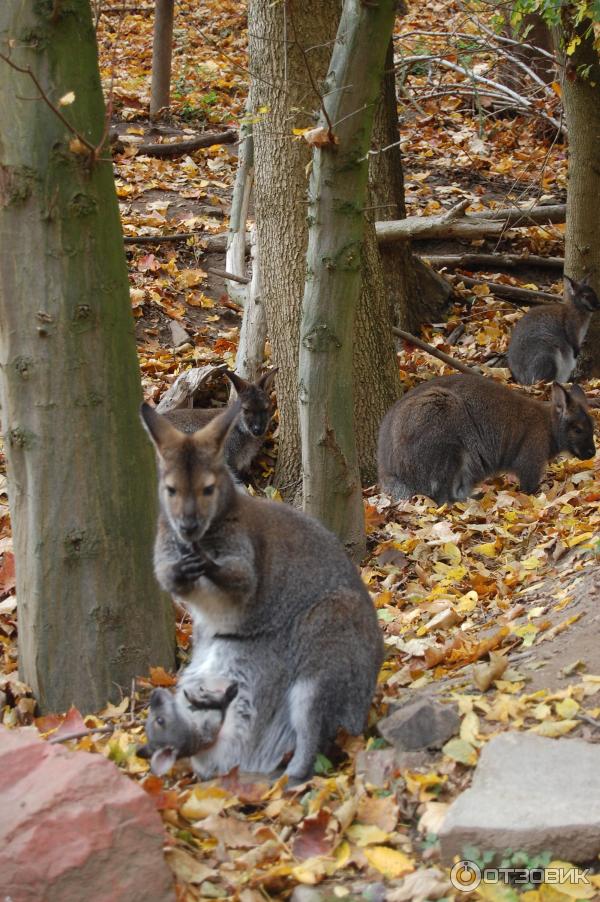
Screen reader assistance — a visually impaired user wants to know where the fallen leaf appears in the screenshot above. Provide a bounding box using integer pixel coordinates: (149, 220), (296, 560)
(364, 846), (415, 879)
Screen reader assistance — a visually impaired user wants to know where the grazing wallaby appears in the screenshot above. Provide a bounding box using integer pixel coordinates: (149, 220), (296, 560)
(137, 681), (239, 775)
(140, 402), (383, 782)
(378, 374), (595, 504)
(164, 368), (277, 477)
(508, 276), (600, 384)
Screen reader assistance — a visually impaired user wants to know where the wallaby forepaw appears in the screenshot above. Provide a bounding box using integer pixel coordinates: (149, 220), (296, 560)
(175, 553), (207, 583)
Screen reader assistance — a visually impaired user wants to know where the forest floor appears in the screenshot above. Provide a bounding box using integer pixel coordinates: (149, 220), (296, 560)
(2, 1), (600, 900)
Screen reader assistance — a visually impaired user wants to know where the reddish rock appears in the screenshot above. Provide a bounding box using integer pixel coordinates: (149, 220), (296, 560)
(0, 726), (175, 902)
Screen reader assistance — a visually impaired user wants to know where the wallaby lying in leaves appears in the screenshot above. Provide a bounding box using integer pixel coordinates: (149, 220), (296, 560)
(508, 276), (600, 384)
(140, 401), (383, 782)
(137, 681), (238, 775)
(164, 368), (277, 478)
(378, 374), (595, 504)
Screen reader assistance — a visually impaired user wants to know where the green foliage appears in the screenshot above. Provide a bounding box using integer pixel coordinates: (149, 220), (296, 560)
(314, 752), (334, 775)
(510, 0), (600, 49)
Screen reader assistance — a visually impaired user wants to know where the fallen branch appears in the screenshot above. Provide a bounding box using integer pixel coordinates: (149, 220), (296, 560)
(376, 202), (565, 243)
(156, 364), (227, 413)
(206, 267), (250, 284)
(123, 232), (236, 254)
(392, 327), (481, 376)
(420, 252), (564, 271)
(137, 129), (238, 158)
(455, 275), (559, 306)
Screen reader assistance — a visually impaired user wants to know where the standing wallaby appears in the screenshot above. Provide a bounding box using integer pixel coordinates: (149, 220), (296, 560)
(378, 374), (595, 504)
(140, 402), (383, 782)
(508, 276), (600, 384)
(164, 368), (277, 478)
(137, 680), (238, 775)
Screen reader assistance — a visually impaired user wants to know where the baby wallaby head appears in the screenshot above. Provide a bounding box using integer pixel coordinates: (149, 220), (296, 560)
(550, 383), (596, 460)
(565, 275), (600, 312)
(137, 680), (238, 776)
(224, 367), (277, 438)
(140, 401), (241, 545)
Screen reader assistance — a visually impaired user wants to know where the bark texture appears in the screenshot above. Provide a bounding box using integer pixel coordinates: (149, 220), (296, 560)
(0, 1), (175, 712)
(248, 0), (339, 498)
(150, 0), (175, 118)
(298, 0), (397, 558)
(562, 25), (600, 376)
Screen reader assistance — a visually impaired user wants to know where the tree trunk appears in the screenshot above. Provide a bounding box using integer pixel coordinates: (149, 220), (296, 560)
(235, 226), (267, 381)
(226, 119), (253, 308)
(369, 40), (450, 333)
(150, 0), (175, 119)
(298, 0), (397, 559)
(561, 25), (600, 377)
(0, 1), (175, 712)
(248, 0), (340, 500)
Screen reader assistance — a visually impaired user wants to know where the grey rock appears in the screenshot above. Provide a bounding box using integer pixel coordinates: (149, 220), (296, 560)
(169, 320), (190, 348)
(378, 698), (459, 752)
(439, 732), (600, 863)
(355, 748), (397, 785)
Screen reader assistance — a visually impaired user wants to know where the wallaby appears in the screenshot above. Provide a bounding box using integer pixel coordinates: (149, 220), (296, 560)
(508, 276), (600, 385)
(140, 401), (383, 782)
(164, 368), (277, 478)
(378, 374), (595, 504)
(137, 680), (238, 775)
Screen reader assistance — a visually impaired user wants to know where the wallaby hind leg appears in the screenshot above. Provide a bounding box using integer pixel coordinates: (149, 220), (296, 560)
(285, 677), (324, 782)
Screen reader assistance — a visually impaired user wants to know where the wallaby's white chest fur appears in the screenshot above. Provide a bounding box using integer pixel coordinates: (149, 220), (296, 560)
(555, 347), (576, 383)
(180, 578), (242, 636)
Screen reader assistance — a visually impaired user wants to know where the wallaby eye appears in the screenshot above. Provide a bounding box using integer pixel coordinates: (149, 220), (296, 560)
(203, 484), (215, 496)
(165, 485), (176, 496)
(156, 716), (165, 727)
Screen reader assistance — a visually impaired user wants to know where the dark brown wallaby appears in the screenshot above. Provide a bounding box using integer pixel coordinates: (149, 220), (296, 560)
(164, 368), (277, 477)
(508, 276), (600, 384)
(139, 402), (383, 782)
(378, 374), (595, 504)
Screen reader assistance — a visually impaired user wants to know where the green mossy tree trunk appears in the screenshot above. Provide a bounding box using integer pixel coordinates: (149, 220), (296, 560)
(561, 23), (600, 376)
(298, 0), (397, 559)
(0, 0), (175, 713)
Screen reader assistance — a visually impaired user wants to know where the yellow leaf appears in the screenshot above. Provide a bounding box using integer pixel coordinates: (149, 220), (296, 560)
(458, 591), (478, 613)
(180, 786), (231, 820)
(566, 36), (581, 55)
(551, 81), (562, 98)
(364, 846), (415, 879)
(565, 532), (594, 548)
(443, 737), (478, 766)
(346, 824), (389, 846)
(442, 542), (462, 565)
(460, 711), (481, 745)
(532, 719), (578, 737)
(512, 623), (539, 648)
(476, 880), (519, 902)
(473, 542), (498, 558)
(542, 862), (595, 899)
(555, 698), (579, 719)
(292, 857), (327, 885)
(59, 90), (76, 106)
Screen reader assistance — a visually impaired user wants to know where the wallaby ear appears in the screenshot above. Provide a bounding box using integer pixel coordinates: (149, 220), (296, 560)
(184, 680), (238, 711)
(564, 275), (577, 302)
(150, 746), (177, 776)
(149, 687), (172, 710)
(568, 383), (589, 407)
(223, 369), (251, 396)
(194, 399), (241, 456)
(140, 403), (182, 453)
(258, 367), (278, 393)
(551, 382), (570, 416)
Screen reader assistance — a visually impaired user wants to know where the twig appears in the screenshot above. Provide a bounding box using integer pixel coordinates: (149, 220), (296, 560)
(48, 725), (114, 744)
(124, 232), (199, 244)
(0, 51), (97, 157)
(455, 275), (559, 306)
(392, 327), (481, 376)
(137, 129), (238, 158)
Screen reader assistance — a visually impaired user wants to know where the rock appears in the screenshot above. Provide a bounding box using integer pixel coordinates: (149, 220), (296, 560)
(0, 726), (175, 902)
(355, 748), (397, 785)
(439, 732), (600, 864)
(378, 698), (459, 752)
(169, 320), (190, 348)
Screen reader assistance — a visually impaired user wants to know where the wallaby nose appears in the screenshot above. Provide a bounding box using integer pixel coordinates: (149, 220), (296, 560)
(180, 521), (198, 538)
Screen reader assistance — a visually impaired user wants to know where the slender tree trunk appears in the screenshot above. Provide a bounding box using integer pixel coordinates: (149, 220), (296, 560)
(235, 226), (267, 381)
(369, 40), (451, 333)
(562, 24), (600, 376)
(248, 0), (340, 500)
(299, 0), (397, 559)
(226, 119), (253, 308)
(0, 1), (175, 712)
(150, 0), (175, 119)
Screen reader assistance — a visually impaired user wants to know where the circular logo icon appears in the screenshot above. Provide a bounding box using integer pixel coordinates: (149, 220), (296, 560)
(451, 860), (482, 891)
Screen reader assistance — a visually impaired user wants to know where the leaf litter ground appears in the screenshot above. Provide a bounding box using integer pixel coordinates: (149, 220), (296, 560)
(1, 1), (600, 899)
